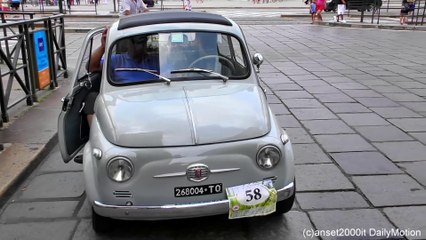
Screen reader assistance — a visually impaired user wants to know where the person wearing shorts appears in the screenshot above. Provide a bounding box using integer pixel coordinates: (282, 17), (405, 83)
(316, 0), (325, 21)
(336, 0), (346, 22)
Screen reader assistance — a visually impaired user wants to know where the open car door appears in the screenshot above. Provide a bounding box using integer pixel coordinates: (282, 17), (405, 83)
(58, 27), (104, 163)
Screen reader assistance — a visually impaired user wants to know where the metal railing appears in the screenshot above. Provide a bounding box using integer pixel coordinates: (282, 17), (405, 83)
(347, 0), (425, 25)
(0, 13), (67, 127)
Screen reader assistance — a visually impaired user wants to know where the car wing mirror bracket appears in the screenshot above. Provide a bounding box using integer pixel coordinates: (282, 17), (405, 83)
(252, 53), (264, 73)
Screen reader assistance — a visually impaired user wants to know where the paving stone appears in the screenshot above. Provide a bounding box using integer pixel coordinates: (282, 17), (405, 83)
(269, 83), (303, 91)
(288, 74), (320, 81)
(303, 85), (341, 94)
(275, 90), (313, 100)
(302, 120), (354, 135)
(353, 175), (426, 207)
(314, 71), (342, 77)
(290, 108), (337, 121)
(338, 113), (390, 126)
(389, 118), (426, 132)
(325, 103), (371, 113)
(39, 145), (83, 172)
(331, 82), (368, 90)
(270, 103), (291, 115)
(313, 93), (355, 103)
(411, 132), (426, 144)
(355, 125), (413, 142)
(398, 161), (426, 186)
(356, 79), (392, 86)
(355, 97), (400, 107)
(282, 99), (324, 108)
(247, 211), (320, 240)
(343, 89), (383, 98)
(409, 88), (426, 97)
(77, 198), (92, 218)
(321, 76), (354, 84)
(309, 209), (395, 240)
(297, 192), (369, 210)
(373, 141), (426, 162)
(297, 80), (330, 87)
(383, 206), (426, 240)
(401, 102), (426, 112)
(331, 152), (402, 175)
(314, 134), (376, 153)
(292, 143), (332, 164)
(276, 114), (302, 128)
(0, 220), (77, 240)
(370, 107), (422, 118)
(19, 172), (84, 199)
(382, 93), (425, 102)
(266, 94), (281, 104)
(284, 128), (315, 144)
(393, 81), (426, 89)
(0, 201), (79, 223)
(369, 85), (407, 93)
(295, 164), (353, 191)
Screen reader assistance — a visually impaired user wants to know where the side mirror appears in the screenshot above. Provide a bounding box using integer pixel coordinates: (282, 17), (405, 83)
(252, 53), (263, 72)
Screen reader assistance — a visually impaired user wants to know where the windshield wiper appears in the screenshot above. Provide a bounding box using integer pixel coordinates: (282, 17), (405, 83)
(170, 68), (229, 82)
(115, 68), (171, 85)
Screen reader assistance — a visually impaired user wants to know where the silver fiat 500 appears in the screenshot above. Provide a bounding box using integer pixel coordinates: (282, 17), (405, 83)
(58, 11), (295, 233)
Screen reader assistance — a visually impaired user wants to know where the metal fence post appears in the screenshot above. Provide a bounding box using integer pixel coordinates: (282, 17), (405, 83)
(24, 24), (38, 103)
(45, 18), (58, 89)
(19, 24), (34, 105)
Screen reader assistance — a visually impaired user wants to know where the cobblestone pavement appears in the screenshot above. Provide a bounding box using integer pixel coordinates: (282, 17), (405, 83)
(0, 24), (426, 240)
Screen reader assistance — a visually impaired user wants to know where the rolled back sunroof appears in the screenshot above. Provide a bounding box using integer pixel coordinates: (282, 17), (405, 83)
(118, 11), (233, 30)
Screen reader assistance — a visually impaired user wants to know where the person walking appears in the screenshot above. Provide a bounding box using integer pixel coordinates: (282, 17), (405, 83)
(183, 0), (192, 11)
(400, 0), (415, 25)
(334, 0), (346, 22)
(310, 0), (317, 23)
(316, 0), (325, 21)
(119, 0), (149, 16)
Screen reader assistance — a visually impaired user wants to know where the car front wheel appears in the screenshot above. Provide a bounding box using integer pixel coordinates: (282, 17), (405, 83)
(92, 208), (114, 233)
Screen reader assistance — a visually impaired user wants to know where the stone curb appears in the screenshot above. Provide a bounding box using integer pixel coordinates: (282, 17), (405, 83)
(0, 134), (58, 207)
(316, 21), (426, 31)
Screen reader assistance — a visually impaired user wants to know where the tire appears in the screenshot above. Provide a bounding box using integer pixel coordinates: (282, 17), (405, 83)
(92, 208), (114, 233)
(274, 180), (296, 215)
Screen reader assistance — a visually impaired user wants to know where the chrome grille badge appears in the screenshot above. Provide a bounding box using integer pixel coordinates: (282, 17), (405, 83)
(186, 164), (210, 182)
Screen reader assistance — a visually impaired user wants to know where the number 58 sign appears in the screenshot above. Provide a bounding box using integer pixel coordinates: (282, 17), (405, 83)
(226, 180), (277, 219)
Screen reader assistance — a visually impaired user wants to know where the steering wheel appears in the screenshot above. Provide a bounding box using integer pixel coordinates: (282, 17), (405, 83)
(189, 55), (236, 74)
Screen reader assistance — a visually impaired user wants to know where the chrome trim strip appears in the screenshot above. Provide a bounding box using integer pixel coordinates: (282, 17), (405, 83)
(153, 168), (240, 178)
(210, 168), (240, 173)
(153, 172), (186, 178)
(183, 87), (198, 145)
(93, 181), (294, 220)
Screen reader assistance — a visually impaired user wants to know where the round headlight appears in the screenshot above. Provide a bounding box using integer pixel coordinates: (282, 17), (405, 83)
(256, 145), (281, 169)
(106, 157), (134, 182)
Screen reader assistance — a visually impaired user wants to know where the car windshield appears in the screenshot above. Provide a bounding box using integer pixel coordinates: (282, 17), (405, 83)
(107, 31), (250, 85)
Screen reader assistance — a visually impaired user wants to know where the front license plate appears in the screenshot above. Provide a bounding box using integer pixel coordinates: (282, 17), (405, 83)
(174, 183), (223, 197)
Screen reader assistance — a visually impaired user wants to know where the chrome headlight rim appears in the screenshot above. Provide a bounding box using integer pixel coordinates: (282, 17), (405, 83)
(106, 156), (134, 183)
(256, 145), (282, 169)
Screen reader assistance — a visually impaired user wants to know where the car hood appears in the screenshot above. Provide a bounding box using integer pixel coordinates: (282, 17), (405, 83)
(96, 83), (270, 147)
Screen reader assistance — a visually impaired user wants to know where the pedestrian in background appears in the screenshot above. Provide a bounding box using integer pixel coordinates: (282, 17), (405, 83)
(310, 0), (317, 23)
(400, 0), (415, 25)
(316, 0), (325, 21)
(120, 0), (149, 16)
(183, 0), (192, 10)
(334, 0), (346, 22)
(10, 0), (21, 11)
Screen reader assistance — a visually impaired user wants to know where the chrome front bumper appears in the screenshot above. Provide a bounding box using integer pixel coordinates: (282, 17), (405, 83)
(93, 181), (294, 220)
